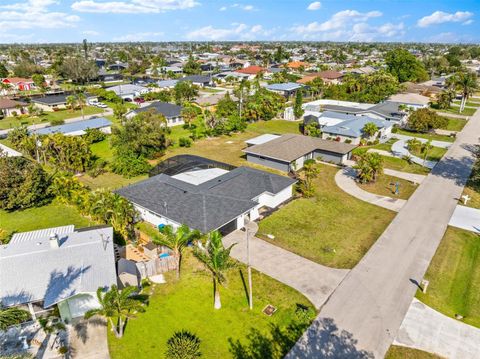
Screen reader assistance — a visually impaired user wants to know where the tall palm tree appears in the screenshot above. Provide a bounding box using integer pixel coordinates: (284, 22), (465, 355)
(85, 285), (145, 338)
(193, 231), (236, 309)
(452, 72), (478, 113)
(153, 224), (200, 279)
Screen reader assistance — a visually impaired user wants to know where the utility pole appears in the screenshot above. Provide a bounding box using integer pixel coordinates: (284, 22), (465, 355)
(246, 220), (253, 310)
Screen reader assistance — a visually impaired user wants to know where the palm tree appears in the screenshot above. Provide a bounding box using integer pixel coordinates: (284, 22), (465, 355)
(85, 285), (145, 338)
(153, 224), (200, 279)
(76, 93), (87, 120)
(362, 122), (379, 139)
(452, 72), (478, 113)
(193, 231), (236, 309)
(0, 307), (31, 330)
(421, 140), (433, 166)
(354, 152), (384, 184)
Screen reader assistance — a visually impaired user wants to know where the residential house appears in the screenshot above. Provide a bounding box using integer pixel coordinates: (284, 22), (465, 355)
(1, 77), (35, 92)
(117, 155), (296, 234)
(0, 225), (116, 322)
(321, 115), (392, 145)
(32, 94), (68, 112)
(234, 65), (265, 80)
(97, 68), (123, 83)
(125, 101), (183, 127)
(297, 71), (344, 85)
(387, 93), (431, 110)
(106, 84), (150, 101)
(265, 82), (304, 99)
(0, 98), (27, 117)
(31, 117), (112, 136)
(244, 133), (357, 171)
(178, 75), (213, 87)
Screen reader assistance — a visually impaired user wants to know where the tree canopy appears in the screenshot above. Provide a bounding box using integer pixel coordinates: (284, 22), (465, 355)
(385, 49), (429, 83)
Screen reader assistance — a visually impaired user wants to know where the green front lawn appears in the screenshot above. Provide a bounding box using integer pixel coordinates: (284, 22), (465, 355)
(440, 117), (467, 132)
(416, 227), (480, 329)
(385, 346), (443, 359)
(90, 139), (114, 162)
(436, 107), (477, 116)
(381, 156), (431, 175)
(409, 145), (448, 162)
(258, 164), (396, 268)
(394, 129), (454, 143)
(0, 201), (94, 234)
(0, 107), (105, 130)
(453, 100), (480, 108)
(108, 251), (315, 359)
(358, 174), (418, 200)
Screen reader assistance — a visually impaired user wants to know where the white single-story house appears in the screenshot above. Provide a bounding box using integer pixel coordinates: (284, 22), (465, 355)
(32, 94), (68, 112)
(117, 155), (296, 235)
(243, 133), (357, 171)
(0, 226), (116, 322)
(387, 93), (431, 110)
(265, 82), (304, 99)
(0, 98), (27, 117)
(31, 117), (112, 136)
(106, 84), (150, 101)
(125, 101), (183, 127)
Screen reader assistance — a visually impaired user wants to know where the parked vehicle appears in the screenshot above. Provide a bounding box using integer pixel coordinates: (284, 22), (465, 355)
(134, 97), (145, 104)
(96, 102), (108, 108)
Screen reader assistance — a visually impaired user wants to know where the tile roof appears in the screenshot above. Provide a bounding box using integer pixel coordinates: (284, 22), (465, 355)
(0, 226), (116, 308)
(117, 166), (295, 233)
(235, 66), (265, 75)
(243, 134), (357, 162)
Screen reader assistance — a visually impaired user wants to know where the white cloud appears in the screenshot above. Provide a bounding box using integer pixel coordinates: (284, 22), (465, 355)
(417, 11), (473, 27)
(307, 2), (321, 11)
(0, 0), (80, 30)
(114, 31), (164, 41)
(186, 23), (272, 40)
(71, 0), (199, 14)
(226, 3), (257, 11)
(350, 22), (405, 41)
(292, 9), (382, 34)
(82, 30), (100, 36)
(219, 6), (227, 11)
(463, 19), (474, 25)
(428, 31), (474, 43)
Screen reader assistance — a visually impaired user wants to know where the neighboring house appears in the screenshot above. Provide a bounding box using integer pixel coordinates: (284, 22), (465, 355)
(117, 155), (295, 235)
(245, 134), (281, 147)
(297, 71), (344, 85)
(0, 98), (27, 117)
(156, 79), (179, 89)
(31, 117), (112, 136)
(321, 116), (392, 145)
(265, 82), (304, 99)
(286, 61), (309, 70)
(387, 93), (431, 110)
(108, 62), (128, 71)
(0, 225), (116, 322)
(243, 133), (357, 171)
(32, 94), (68, 112)
(178, 75), (213, 87)
(213, 71), (250, 82)
(106, 84), (149, 101)
(125, 101), (183, 127)
(0, 142), (22, 157)
(304, 111), (358, 128)
(97, 68), (123, 83)
(234, 65), (265, 79)
(1, 77), (35, 92)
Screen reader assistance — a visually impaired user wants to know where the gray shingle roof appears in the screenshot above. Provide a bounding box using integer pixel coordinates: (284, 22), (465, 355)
(178, 75), (211, 84)
(32, 94), (68, 105)
(322, 117), (389, 138)
(116, 167), (295, 233)
(243, 134), (357, 162)
(130, 101), (182, 118)
(0, 226), (116, 308)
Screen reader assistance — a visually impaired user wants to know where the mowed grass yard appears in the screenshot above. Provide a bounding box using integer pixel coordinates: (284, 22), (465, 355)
(385, 346), (443, 359)
(0, 201), (94, 234)
(394, 129), (455, 143)
(416, 227), (480, 329)
(358, 174), (418, 200)
(258, 164), (396, 268)
(0, 106), (104, 130)
(108, 251), (315, 359)
(381, 156), (431, 175)
(440, 117), (467, 132)
(409, 145), (448, 162)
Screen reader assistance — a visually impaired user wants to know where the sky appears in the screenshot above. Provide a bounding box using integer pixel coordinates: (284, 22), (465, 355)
(0, 0), (479, 44)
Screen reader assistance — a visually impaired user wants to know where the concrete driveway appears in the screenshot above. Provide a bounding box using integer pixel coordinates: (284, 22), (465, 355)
(68, 317), (110, 359)
(223, 228), (349, 309)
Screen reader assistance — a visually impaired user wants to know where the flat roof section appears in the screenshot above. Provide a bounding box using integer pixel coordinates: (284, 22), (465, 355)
(245, 134), (281, 146)
(172, 168), (229, 185)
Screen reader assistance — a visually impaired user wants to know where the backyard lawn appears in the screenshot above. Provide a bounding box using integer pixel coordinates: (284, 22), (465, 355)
(108, 251), (315, 359)
(358, 174), (418, 200)
(0, 201), (94, 235)
(409, 145), (448, 162)
(385, 346), (443, 359)
(0, 107), (105, 130)
(416, 227), (480, 329)
(258, 164), (396, 268)
(90, 138), (114, 161)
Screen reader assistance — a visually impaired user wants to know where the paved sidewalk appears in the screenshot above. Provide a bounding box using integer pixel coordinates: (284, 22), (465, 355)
(448, 205), (480, 233)
(335, 168), (406, 212)
(394, 299), (480, 359)
(69, 317), (110, 359)
(383, 169), (426, 184)
(288, 106), (479, 358)
(392, 134), (452, 149)
(223, 227), (349, 309)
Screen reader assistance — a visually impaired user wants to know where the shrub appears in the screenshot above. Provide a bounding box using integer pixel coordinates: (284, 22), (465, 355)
(179, 137), (192, 147)
(50, 118), (65, 126)
(111, 151), (151, 178)
(84, 128), (107, 144)
(165, 330), (201, 359)
(344, 138), (352, 144)
(87, 159), (108, 178)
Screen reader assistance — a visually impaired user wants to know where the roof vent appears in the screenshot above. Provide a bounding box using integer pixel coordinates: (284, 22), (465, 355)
(49, 233), (59, 249)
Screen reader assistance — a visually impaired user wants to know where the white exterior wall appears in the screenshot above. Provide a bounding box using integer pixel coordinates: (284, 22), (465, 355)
(167, 117), (185, 127)
(135, 204), (181, 230)
(256, 185), (293, 209)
